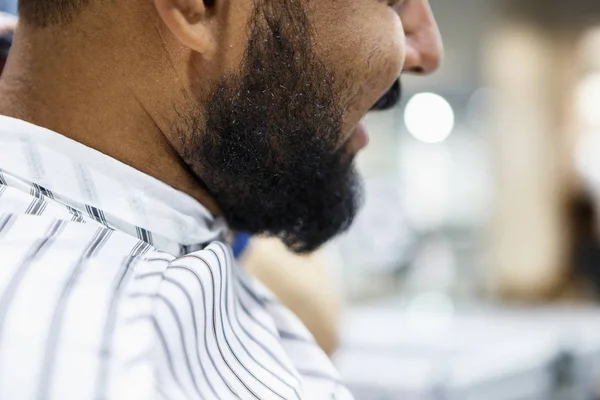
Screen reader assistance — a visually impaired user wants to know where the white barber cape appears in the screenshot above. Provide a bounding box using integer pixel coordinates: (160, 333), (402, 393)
(0, 115), (353, 400)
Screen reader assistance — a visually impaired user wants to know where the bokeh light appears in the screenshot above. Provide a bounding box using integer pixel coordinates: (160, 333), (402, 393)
(404, 93), (455, 144)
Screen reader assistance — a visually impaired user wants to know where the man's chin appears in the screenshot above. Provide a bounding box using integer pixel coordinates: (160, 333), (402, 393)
(346, 122), (370, 155)
(218, 172), (363, 254)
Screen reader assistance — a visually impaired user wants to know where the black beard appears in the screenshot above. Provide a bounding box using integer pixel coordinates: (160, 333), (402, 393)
(181, 0), (362, 253)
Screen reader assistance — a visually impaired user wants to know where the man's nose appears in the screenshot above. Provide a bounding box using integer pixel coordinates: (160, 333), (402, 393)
(401, 0), (443, 75)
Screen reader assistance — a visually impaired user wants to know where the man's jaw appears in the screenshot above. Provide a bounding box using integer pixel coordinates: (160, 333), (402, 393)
(345, 122), (370, 154)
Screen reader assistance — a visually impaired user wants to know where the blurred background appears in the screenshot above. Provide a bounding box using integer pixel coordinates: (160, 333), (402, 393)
(327, 0), (600, 398)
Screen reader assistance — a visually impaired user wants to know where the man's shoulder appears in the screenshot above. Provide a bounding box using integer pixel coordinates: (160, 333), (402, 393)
(0, 213), (162, 400)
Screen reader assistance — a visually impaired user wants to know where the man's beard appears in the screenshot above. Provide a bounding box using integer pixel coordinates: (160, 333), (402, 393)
(180, 1), (362, 253)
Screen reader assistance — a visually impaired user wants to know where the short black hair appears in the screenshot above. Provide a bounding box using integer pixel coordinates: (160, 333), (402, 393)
(19, 0), (92, 27)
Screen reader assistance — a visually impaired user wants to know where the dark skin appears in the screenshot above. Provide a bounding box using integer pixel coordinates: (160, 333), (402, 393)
(0, 0), (442, 241)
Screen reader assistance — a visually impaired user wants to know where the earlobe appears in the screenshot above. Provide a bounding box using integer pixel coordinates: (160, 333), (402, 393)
(154, 0), (217, 57)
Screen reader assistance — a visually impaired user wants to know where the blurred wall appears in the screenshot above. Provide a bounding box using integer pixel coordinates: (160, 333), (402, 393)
(486, 0), (600, 300)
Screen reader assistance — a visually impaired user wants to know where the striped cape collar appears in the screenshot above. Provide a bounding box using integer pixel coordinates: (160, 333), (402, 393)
(0, 115), (228, 256)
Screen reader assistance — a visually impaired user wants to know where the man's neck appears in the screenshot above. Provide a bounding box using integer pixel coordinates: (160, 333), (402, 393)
(0, 26), (220, 215)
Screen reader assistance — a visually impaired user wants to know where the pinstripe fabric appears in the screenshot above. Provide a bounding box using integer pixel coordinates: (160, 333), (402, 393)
(0, 116), (353, 400)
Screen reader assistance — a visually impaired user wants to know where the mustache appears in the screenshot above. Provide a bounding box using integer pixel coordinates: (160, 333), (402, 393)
(370, 79), (402, 111)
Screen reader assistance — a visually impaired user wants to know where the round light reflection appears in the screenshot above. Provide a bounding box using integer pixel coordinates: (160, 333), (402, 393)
(404, 93), (455, 144)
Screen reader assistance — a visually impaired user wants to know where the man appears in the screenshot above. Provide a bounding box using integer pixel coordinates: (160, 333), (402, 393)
(0, 0), (442, 399)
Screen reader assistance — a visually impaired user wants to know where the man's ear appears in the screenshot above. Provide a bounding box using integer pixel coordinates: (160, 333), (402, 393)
(154, 0), (217, 58)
